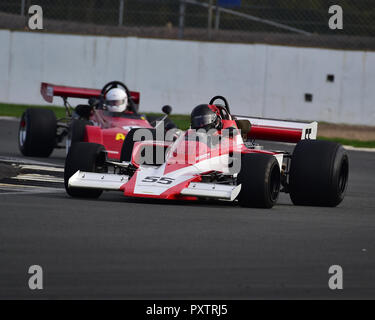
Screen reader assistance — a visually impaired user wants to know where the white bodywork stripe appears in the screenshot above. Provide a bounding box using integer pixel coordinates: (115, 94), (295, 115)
(68, 171), (128, 190)
(235, 116), (318, 140)
(133, 154), (234, 196)
(181, 183), (241, 201)
(273, 154), (284, 170)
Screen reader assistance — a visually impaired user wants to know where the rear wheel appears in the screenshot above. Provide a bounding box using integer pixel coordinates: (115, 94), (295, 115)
(289, 140), (349, 207)
(120, 128), (158, 162)
(64, 142), (106, 198)
(18, 108), (57, 157)
(237, 153), (280, 208)
(66, 119), (89, 154)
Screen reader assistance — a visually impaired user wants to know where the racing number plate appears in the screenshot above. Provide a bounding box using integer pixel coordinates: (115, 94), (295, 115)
(141, 176), (175, 185)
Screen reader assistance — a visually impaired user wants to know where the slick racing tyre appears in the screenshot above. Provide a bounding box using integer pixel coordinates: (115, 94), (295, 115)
(237, 153), (281, 208)
(18, 108), (57, 157)
(66, 119), (90, 154)
(64, 142), (106, 198)
(289, 140), (349, 207)
(120, 128), (159, 163)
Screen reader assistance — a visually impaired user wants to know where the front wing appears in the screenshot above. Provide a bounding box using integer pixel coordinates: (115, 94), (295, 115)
(68, 171), (241, 201)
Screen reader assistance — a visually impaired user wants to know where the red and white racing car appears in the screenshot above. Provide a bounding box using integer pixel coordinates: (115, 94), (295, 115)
(64, 96), (349, 208)
(18, 81), (174, 160)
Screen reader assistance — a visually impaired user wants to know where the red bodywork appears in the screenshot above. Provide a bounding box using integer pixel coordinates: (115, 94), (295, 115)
(41, 82), (150, 160)
(235, 116), (317, 143)
(248, 125), (302, 143)
(118, 126), (278, 200)
(85, 110), (152, 160)
(41, 82), (140, 105)
(41, 83), (316, 161)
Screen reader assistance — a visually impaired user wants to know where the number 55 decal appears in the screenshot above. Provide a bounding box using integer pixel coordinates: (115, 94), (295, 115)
(142, 176), (175, 185)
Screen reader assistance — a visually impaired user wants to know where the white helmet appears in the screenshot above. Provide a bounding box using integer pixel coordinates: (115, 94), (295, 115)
(105, 88), (128, 113)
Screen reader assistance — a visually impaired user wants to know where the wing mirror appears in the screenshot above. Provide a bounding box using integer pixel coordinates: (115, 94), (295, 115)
(162, 105), (172, 115)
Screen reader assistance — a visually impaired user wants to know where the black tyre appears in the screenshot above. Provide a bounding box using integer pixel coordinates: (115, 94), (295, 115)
(18, 108), (57, 157)
(66, 120), (89, 153)
(237, 153), (281, 208)
(289, 140), (349, 207)
(120, 128), (158, 162)
(64, 142), (106, 198)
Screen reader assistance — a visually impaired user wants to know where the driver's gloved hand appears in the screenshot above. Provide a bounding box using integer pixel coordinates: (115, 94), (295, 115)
(88, 98), (101, 108)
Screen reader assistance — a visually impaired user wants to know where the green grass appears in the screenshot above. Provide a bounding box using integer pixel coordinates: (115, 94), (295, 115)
(0, 103), (192, 130)
(317, 136), (375, 149)
(1, 102), (374, 148)
(145, 112), (190, 130)
(0, 103), (67, 118)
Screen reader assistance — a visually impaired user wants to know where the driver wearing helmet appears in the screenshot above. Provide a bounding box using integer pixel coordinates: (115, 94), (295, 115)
(190, 104), (239, 142)
(190, 104), (222, 132)
(105, 88), (137, 114)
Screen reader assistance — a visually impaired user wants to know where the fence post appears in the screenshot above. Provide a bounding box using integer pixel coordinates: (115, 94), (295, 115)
(20, 0), (26, 16)
(208, 0), (214, 39)
(215, 6), (220, 31)
(178, 0), (186, 39)
(118, 0), (124, 26)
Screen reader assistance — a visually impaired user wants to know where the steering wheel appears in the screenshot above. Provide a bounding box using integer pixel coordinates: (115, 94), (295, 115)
(209, 96), (231, 120)
(100, 81), (137, 113)
(101, 81), (131, 99)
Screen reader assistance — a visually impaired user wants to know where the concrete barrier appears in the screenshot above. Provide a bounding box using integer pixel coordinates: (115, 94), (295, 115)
(0, 30), (374, 125)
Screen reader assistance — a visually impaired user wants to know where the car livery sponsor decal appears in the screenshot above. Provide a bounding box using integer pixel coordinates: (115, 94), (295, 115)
(116, 133), (126, 141)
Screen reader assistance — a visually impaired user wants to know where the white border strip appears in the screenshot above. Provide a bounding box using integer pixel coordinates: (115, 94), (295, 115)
(343, 145), (375, 153)
(0, 116), (19, 121)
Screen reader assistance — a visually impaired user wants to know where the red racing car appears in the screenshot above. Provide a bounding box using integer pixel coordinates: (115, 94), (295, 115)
(18, 81), (175, 160)
(64, 96), (349, 208)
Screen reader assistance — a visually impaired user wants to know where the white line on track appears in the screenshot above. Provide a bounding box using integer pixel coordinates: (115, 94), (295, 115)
(343, 145), (375, 153)
(268, 142), (375, 153)
(0, 116), (18, 121)
(12, 174), (64, 183)
(0, 183), (64, 195)
(0, 156), (64, 168)
(18, 164), (64, 172)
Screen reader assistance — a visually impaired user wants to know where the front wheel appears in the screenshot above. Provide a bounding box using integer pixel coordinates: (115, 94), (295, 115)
(64, 142), (106, 198)
(289, 140), (349, 207)
(237, 153), (281, 208)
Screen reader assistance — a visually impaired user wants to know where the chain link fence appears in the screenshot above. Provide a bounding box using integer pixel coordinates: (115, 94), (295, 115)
(0, 0), (374, 49)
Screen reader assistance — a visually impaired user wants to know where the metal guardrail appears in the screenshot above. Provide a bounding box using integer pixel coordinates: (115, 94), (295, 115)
(181, 0), (312, 39)
(0, 0), (373, 49)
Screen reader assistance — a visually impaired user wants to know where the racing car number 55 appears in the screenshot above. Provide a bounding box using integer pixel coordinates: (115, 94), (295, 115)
(142, 176), (175, 185)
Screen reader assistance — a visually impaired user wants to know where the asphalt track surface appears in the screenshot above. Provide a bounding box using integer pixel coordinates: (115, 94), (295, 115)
(0, 119), (374, 299)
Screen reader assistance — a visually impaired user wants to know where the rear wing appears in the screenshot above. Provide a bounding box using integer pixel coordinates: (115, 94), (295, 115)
(41, 82), (140, 105)
(234, 115), (318, 143)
